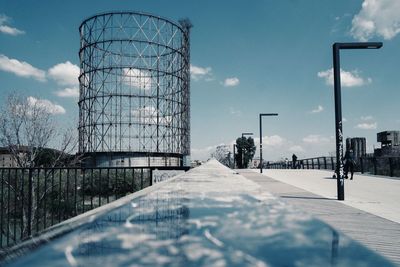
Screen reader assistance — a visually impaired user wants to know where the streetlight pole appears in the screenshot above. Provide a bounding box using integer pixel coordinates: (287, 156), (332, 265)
(233, 144), (236, 169)
(241, 132), (253, 168)
(332, 42), (382, 201)
(259, 113), (278, 173)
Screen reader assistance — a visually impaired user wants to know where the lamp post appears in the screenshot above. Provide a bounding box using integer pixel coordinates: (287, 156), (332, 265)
(259, 113), (278, 173)
(241, 132), (253, 168)
(233, 144), (236, 169)
(332, 42), (382, 201)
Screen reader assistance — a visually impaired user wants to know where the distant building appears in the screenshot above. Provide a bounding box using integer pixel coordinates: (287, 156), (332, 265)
(345, 137), (366, 159)
(0, 146), (74, 168)
(374, 131), (400, 157)
(0, 149), (17, 167)
(0, 146), (30, 167)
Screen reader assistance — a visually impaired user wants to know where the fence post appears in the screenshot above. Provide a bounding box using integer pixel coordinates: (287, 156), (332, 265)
(324, 157), (327, 169)
(306, 159), (309, 169)
(331, 157), (334, 170)
(150, 168), (153, 186)
(317, 158), (320, 169)
(27, 168), (33, 237)
(389, 158), (394, 177)
(373, 158), (377, 175)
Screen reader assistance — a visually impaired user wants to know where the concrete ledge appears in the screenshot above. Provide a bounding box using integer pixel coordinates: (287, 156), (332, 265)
(4, 160), (395, 266)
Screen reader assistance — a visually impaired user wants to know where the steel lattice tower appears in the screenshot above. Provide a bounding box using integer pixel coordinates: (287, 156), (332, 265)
(78, 12), (191, 167)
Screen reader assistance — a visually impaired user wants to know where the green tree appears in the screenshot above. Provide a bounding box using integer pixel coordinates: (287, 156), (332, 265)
(234, 137), (256, 168)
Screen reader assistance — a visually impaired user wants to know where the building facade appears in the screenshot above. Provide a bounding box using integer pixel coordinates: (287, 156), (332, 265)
(374, 131), (400, 157)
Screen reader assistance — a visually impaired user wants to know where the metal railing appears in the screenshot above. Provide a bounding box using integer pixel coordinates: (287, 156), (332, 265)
(0, 166), (189, 249)
(267, 156), (400, 178)
(267, 157), (336, 170)
(359, 156), (400, 177)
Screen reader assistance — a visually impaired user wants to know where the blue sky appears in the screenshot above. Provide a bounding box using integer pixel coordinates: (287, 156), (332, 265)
(1, 0), (399, 161)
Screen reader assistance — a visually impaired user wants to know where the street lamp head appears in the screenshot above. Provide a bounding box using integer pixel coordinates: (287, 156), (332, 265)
(260, 113), (278, 117)
(334, 42), (383, 50)
(366, 42), (383, 49)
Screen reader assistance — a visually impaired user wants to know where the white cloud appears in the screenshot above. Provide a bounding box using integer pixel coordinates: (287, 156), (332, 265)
(302, 134), (331, 144)
(48, 61), (79, 86)
(356, 122), (377, 129)
(192, 144), (226, 161)
(223, 77), (240, 87)
(264, 135), (284, 146)
(351, 0), (400, 41)
(310, 105), (324, 113)
(229, 107), (242, 116)
(190, 64), (212, 81)
(255, 135), (285, 147)
(343, 117), (348, 122)
(0, 54), (46, 81)
(55, 87), (79, 98)
(27, 96), (66, 115)
(131, 106), (172, 125)
(122, 68), (152, 90)
(318, 68), (371, 87)
(0, 14), (25, 36)
(361, 115), (374, 121)
(289, 145), (305, 153)
(0, 25), (25, 36)
(191, 134), (335, 161)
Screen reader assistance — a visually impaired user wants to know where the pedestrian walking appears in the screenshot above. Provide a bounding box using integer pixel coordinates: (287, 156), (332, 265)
(292, 154), (297, 169)
(344, 150), (355, 180)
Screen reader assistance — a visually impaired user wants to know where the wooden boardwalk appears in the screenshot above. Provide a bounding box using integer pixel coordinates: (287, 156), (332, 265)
(239, 170), (400, 265)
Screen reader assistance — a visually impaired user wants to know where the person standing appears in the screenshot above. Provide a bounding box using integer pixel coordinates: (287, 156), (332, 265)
(292, 154), (297, 169)
(344, 149), (355, 180)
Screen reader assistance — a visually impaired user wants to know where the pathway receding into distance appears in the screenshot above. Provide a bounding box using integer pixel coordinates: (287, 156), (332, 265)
(238, 169), (400, 265)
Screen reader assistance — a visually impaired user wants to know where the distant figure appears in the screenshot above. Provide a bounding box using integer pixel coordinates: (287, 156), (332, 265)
(344, 150), (355, 180)
(292, 154), (297, 169)
(285, 158), (289, 169)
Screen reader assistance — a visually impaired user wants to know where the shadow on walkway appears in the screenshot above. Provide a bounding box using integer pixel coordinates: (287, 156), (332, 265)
(280, 195), (336, 201)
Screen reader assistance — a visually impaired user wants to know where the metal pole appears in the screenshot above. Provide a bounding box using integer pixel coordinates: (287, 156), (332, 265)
(233, 144), (236, 169)
(258, 114), (278, 173)
(27, 168), (32, 236)
(333, 43), (345, 201)
(332, 42), (382, 201)
(260, 114), (263, 173)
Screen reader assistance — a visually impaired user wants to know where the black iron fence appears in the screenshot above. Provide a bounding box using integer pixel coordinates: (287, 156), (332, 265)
(359, 156), (400, 177)
(267, 156), (400, 178)
(0, 166), (189, 249)
(267, 157), (336, 170)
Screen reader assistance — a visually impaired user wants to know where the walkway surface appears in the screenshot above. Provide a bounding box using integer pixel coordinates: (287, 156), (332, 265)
(3, 160), (395, 266)
(238, 169), (400, 265)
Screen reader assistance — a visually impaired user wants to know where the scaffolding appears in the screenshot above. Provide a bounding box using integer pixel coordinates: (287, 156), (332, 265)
(78, 12), (191, 167)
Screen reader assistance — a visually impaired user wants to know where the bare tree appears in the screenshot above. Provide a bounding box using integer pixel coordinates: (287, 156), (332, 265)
(0, 93), (77, 167)
(212, 145), (232, 167)
(0, 92), (79, 242)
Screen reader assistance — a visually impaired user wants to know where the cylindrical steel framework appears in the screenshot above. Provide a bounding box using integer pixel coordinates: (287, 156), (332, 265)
(78, 12), (191, 167)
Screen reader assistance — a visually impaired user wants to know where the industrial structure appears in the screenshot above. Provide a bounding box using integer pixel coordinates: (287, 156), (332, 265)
(78, 12), (191, 167)
(345, 137), (366, 160)
(375, 131), (400, 157)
